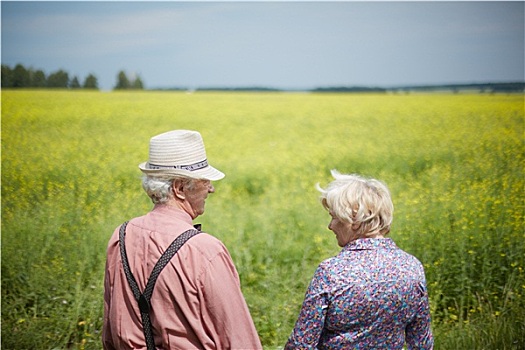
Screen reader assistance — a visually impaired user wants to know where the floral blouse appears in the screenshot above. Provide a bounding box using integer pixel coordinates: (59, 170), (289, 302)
(285, 238), (433, 349)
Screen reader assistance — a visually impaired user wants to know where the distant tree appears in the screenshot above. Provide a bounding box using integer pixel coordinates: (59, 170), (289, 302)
(114, 70), (145, 90)
(1, 65), (13, 87)
(70, 76), (81, 89)
(31, 69), (47, 88)
(132, 75), (144, 90)
(114, 70), (130, 90)
(47, 69), (69, 88)
(83, 74), (98, 89)
(12, 64), (30, 87)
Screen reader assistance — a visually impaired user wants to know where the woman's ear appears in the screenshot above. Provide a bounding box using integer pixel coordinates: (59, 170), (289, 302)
(351, 221), (362, 233)
(172, 179), (186, 200)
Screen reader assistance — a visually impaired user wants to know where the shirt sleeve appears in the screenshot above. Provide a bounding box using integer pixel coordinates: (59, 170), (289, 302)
(285, 264), (330, 349)
(199, 248), (263, 350)
(406, 281), (434, 350)
(102, 240), (117, 350)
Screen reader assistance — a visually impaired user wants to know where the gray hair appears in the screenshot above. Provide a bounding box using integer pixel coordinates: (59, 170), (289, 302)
(142, 175), (196, 204)
(317, 170), (394, 238)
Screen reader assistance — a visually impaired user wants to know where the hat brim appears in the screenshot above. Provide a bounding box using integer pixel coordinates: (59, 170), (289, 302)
(138, 162), (225, 181)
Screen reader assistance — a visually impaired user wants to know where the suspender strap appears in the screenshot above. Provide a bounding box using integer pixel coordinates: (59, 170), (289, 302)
(119, 221), (200, 350)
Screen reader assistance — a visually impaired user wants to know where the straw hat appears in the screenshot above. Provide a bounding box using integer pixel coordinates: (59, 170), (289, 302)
(138, 130), (225, 181)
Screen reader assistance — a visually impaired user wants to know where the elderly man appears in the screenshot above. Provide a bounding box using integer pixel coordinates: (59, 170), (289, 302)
(103, 130), (262, 350)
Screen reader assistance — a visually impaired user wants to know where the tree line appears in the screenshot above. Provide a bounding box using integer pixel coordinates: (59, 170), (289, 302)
(1, 64), (144, 90)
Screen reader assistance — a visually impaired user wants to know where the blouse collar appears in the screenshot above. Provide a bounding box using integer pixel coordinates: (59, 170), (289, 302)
(342, 237), (397, 252)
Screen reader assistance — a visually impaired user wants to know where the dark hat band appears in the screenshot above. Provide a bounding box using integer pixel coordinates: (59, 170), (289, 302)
(147, 159), (208, 172)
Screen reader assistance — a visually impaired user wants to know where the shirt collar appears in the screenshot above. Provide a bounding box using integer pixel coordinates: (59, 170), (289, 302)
(152, 204), (193, 224)
(342, 237), (397, 251)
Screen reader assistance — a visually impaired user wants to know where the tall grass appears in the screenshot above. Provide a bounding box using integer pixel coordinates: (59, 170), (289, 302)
(2, 90), (523, 349)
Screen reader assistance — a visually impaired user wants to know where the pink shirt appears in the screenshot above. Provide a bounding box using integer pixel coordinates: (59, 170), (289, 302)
(103, 205), (262, 350)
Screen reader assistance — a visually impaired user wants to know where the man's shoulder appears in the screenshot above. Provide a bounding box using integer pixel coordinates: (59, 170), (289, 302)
(184, 232), (230, 259)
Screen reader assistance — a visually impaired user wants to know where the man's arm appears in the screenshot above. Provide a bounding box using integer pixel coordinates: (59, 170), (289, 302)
(199, 249), (263, 349)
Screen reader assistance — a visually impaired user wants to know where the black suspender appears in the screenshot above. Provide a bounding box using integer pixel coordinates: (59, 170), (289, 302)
(119, 221), (201, 350)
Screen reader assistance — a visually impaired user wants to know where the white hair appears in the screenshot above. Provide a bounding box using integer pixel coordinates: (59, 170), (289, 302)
(142, 175), (195, 204)
(317, 170), (394, 238)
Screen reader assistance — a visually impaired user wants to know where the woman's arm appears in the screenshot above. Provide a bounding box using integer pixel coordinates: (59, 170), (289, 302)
(406, 281), (434, 349)
(285, 265), (330, 349)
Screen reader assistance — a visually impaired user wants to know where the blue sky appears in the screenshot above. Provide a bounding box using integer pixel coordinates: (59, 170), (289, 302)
(2, 1), (524, 90)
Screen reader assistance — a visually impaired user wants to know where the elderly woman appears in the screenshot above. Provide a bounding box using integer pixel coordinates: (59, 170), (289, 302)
(285, 170), (433, 349)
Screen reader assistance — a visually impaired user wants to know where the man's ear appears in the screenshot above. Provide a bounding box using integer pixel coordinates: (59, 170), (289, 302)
(172, 179), (186, 200)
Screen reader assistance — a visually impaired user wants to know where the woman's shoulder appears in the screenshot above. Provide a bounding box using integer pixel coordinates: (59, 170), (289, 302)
(316, 253), (349, 275)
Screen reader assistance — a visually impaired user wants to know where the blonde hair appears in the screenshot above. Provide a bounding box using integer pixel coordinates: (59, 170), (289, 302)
(317, 170), (394, 238)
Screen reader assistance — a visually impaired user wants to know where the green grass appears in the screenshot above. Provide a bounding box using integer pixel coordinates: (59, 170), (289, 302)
(2, 90), (524, 349)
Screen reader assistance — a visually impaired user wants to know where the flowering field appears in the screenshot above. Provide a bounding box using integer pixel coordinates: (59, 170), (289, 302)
(2, 90), (524, 349)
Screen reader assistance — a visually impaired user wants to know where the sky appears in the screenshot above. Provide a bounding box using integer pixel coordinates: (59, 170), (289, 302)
(1, 1), (524, 91)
